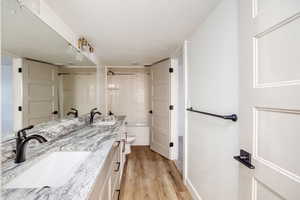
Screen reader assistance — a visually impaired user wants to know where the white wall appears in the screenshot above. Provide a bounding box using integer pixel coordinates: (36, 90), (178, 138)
(0, 2), (2, 141)
(186, 0), (239, 200)
(177, 51), (185, 137)
(1, 60), (13, 136)
(97, 65), (106, 114)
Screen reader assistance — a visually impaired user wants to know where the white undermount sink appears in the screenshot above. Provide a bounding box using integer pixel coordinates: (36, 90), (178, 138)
(93, 121), (116, 126)
(5, 152), (90, 189)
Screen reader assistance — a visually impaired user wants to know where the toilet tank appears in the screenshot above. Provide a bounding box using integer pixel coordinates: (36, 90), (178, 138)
(126, 122), (150, 146)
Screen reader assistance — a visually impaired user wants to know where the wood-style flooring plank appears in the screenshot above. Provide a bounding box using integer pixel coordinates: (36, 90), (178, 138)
(120, 146), (192, 200)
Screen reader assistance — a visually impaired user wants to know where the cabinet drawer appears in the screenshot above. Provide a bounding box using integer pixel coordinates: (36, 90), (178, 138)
(99, 178), (110, 200)
(111, 144), (121, 197)
(110, 164), (120, 197)
(88, 141), (120, 200)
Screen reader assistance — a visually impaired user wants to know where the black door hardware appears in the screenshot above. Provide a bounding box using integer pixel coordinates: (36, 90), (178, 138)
(169, 142), (174, 147)
(169, 68), (174, 73)
(234, 149), (255, 169)
(114, 162), (121, 172)
(149, 110), (153, 114)
(186, 107), (238, 122)
(115, 141), (121, 147)
(90, 108), (102, 124)
(169, 105), (174, 110)
(52, 110), (58, 115)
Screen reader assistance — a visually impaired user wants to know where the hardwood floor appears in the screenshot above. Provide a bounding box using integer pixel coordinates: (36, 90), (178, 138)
(120, 146), (192, 200)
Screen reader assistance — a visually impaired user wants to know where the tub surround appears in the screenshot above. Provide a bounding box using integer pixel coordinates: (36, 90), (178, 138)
(1, 115), (126, 200)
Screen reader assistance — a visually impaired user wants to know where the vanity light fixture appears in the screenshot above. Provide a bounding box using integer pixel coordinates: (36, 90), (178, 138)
(88, 44), (94, 53)
(78, 37), (86, 50)
(78, 37), (94, 53)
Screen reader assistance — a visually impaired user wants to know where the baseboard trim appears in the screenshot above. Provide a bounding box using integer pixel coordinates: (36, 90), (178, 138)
(186, 178), (203, 200)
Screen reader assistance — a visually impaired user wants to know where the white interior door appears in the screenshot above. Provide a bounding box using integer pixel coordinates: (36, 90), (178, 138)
(150, 59), (172, 159)
(239, 1), (300, 200)
(23, 59), (58, 126)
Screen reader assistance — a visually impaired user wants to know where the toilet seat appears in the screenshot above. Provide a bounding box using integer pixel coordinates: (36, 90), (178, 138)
(126, 136), (136, 144)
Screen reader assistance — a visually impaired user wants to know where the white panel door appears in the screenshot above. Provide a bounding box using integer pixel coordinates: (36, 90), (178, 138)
(150, 59), (172, 159)
(239, 1), (300, 200)
(23, 60), (58, 126)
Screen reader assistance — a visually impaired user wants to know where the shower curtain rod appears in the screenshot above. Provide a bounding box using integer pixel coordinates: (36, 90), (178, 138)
(58, 72), (95, 76)
(107, 73), (136, 76)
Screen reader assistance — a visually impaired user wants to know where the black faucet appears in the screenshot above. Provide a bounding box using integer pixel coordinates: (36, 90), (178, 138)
(90, 108), (102, 124)
(67, 108), (78, 118)
(15, 125), (47, 163)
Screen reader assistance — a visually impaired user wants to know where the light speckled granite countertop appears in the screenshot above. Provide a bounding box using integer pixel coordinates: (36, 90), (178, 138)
(1, 116), (126, 200)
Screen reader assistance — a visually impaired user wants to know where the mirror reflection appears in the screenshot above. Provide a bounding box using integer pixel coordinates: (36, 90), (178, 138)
(1, 55), (14, 138)
(1, 0), (97, 140)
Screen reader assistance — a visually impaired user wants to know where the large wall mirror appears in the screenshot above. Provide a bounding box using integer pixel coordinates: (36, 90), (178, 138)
(1, 0), (97, 140)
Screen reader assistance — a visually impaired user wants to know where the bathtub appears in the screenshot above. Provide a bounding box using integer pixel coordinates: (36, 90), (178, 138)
(126, 122), (150, 146)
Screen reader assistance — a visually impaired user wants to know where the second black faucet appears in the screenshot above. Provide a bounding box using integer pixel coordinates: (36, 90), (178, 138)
(90, 108), (102, 124)
(67, 108), (78, 118)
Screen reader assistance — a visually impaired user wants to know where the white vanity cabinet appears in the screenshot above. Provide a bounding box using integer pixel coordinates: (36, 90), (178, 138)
(89, 128), (127, 200)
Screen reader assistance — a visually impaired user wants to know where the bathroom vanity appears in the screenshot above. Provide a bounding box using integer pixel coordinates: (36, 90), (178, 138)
(1, 115), (127, 200)
(89, 134), (126, 200)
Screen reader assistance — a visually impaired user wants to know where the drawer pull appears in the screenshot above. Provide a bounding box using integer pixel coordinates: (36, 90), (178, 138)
(114, 162), (121, 172)
(114, 141), (121, 148)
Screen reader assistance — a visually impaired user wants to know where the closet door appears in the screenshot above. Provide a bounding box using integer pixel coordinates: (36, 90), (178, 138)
(239, 1), (300, 199)
(150, 59), (172, 159)
(22, 59), (58, 126)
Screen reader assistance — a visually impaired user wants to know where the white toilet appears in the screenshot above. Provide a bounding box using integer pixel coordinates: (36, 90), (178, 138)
(124, 135), (136, 154)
